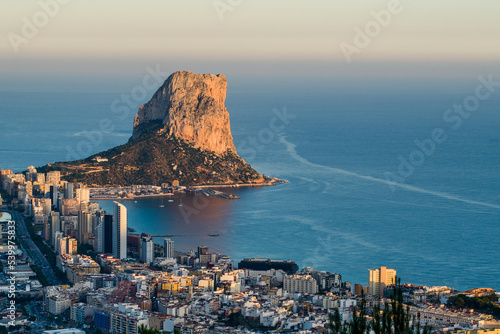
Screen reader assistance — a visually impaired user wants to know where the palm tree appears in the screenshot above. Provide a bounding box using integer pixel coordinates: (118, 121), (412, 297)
(350, 291), (370, 334)
(138, 324), (161, 334)
(328, 307), (348, 334)
(329, 277), (432, 334)
(371, 277), (432, 334)
(137, 324), (182, 334)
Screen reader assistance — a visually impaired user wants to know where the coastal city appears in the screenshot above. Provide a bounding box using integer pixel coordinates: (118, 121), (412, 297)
(3, 0), (500, 333)
(0, 167), (499, 334)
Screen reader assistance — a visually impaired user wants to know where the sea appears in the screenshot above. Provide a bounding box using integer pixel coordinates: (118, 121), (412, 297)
(1, 75), (499, 290)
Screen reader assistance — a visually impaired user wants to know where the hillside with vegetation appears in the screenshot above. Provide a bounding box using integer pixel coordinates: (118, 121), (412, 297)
(39, 122), (265, 186)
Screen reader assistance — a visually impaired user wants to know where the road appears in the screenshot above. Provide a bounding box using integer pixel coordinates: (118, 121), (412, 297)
(10, 210), (61, 285)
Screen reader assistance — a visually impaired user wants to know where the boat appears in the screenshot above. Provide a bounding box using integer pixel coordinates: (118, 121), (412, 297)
(159, 198), (165, 208)
(168, 199), (174, 203)
(178, 199), (183, 207)
(208, 234), (219, 237)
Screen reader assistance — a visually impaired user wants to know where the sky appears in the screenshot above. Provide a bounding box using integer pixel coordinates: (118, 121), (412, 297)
(1, 0), (500, 88)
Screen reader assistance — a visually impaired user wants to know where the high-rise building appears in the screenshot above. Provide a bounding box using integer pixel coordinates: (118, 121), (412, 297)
(315, 272), (342, 292)
(64, 183), (74, 200)
(103, 214), (113, 254)
(108, 306), (148, 334)
(113, 202), (127, 259)
(141, 236), (154, 264)
(25, 181), (33, 197)
(58, 237), (67, 255)
(36, 173), (45, 185)
(75, 184), (89, 203)
(47, 295), (71, 315)
(283, 275), (318, 294)
(40, 198), (52, 216)
(55, 231), (64, 254)
(368, 266), (397, 296)
(88, 202), (100, 214)
(26, 166), (37, 182)
(67, 237), (78, 255)
(95, 213), (113, 254)
(50, 185), (59, 208)
(164, 238), (174, 258)
(198, 245), (208, 258)
(50, 211), (61, 247)
(95, 221), (103, 253)
(70, 303), (89, 324)
(0, 169), (13, 178)
(58, 236), (78, 255)
(354, 284), (368, 296)
(57, 232), (78, 255)
(61, 198), (79, 216)
(77, 210), (92, 245)
(44, 222), (51, 241)
(46, 171), (61, 184)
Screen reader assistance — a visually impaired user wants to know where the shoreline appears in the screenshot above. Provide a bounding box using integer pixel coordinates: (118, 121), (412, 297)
(90, 180), (286, 201)
(192, 181), (281, 188)
(91, 193), (175, 201)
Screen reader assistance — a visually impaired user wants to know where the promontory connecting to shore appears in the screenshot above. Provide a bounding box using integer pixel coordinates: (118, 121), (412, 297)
(89, 178), (288, 200)
(40, 71), (271, 189)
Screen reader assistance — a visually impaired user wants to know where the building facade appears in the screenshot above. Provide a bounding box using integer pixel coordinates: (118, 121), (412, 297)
(284, 275), (318, 294)
(113, 202), (127, 260)
(164, 238), (174, 258)
(141, 236), (154, 264)
(368, 266), (397, 296)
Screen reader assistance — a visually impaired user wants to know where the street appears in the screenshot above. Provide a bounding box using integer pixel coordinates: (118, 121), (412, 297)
(10, 210), (61, 285)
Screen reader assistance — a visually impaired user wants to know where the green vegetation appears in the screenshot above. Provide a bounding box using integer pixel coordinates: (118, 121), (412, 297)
(447, 294), (500, 318)
(24, 217), (56, 266)
(0, 189), (12, 203)
(30, 265), (50, 286)
(23, 217), (68, 284)
(78, 243), (96, 257)
(224, 311), (275, 331)
(138, 325), (162, 334)
(328, 279), (432, 334)
(40, 127), (263, 186)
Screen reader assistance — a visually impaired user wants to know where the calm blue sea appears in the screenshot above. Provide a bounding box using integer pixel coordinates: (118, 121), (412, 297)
(1, 76), (499, 290)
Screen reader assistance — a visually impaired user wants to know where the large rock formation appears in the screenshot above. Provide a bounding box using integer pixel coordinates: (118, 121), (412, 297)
(41, 71), (267, 186)
(132, 71), (236, 155)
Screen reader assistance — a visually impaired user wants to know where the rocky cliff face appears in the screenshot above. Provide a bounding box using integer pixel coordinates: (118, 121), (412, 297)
(132, 71), (236, 155)
(42, 71), (266, 186)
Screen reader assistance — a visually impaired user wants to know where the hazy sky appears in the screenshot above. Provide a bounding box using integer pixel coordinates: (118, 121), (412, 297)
(1, 0), (499, 81)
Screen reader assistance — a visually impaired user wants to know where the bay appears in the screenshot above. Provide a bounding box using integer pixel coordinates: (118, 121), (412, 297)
(1, 76), (499, 290)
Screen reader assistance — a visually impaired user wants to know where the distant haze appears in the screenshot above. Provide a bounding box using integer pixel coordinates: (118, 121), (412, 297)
(1, 0), (499, 90)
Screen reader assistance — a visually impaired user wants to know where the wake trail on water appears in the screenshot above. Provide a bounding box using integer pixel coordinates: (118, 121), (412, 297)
(279, 135), (500, 211)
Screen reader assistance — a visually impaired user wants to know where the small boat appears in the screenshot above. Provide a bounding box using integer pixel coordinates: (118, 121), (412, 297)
(168, 199), (174, 203)
(208, 234), (219, 237)
(134, 200), (138, 203)
(159, 199), (165, 208)
(178, 199), (183, 207)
